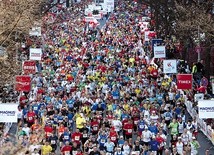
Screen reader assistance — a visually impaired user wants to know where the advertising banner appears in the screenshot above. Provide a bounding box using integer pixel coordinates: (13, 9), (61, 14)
(151, 39), (163, 48)
(23, 61), (36, 74)
(104, 0), (114, 11)
(29, 48), (42, 60)
(163, 59), (177, 73)
(198, 100), (214, 119)
(154, 46), (166, 58)
(177, 74), (193, 90)
(144, 31), (153, 41)
(210, 76), (214, 94)
(15, 75), (31, 92)
(0, 104), (18, 123)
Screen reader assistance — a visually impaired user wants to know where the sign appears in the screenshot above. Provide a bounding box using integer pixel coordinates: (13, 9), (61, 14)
(23, 61), (36, 74)
(153, 46), (166, 58)
(104, 0), (114, 11)
(84, 16), (96, 22)
(211, 76), (214, 94)
(198, 100), (214, 118)
(29, 27), (41, 36)
(29, 48), (42, 60)
(0, 104), (18, 123)
(201, 77), (208, 87)
(177, 74), (193, 90)
(194, 93), (204, 102)
(15, 75), (31, 92)
(92, 14), (102, 20)
(163, 60), (177, 73)
(144, 31), (153, 41)
(151, 39), (163, 48)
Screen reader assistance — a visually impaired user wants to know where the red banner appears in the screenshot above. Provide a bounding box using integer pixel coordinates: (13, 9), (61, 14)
(15, 76), (31, 92)
(23, 61), (36, 74)
(177, 74), (193, 90)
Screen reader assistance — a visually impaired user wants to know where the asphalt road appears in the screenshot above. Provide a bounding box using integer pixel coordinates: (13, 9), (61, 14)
(7, 11), (214, 155)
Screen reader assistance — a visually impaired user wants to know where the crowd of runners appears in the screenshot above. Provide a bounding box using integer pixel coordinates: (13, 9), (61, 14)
(0, 0), (211, 155)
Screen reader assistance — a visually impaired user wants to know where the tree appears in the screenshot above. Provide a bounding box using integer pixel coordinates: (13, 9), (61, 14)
(174, 0), (214, 76)
(0, 0), (44, 86)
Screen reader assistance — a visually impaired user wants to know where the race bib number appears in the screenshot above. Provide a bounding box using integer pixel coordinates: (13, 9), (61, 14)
(69, 120), (73, 123)
(75, 136), (80, 141)
(28, 117), (33, 120)
(93, 126), (98, 131)
(65, 151), (70, 155)
(101, 139), (105, 143)
(34, 107), (38, 110)
(111, 137), (116, 141)
(140, 125), (144, 129)
(160, 142), (165, 147)
(51, 140), (56, 144)
(128, 129), (132, 133)
(72, 151), (77, 155)
(83, 134), (87, 138)
(171, 128), (177, 133)
(64, 136), (69, 139)
(47, 132), (51, 137)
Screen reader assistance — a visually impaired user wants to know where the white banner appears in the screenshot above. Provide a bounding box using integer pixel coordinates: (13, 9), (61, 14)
(0, 104), (18, 123)
(154, 46), (166, 58)
(29, 27), (41, 36)
(212, 83), (214, 94)
(194, 93), (204, 102)
(104, 0), (114, 11)
(30, 48), (42, 60)
(144, 31), (152, 41)
(198, 100), (214, 118)
(163, 60), (177, 73)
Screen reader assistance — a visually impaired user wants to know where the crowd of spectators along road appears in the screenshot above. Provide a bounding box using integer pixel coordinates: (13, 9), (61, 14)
(1, 0), (213, 155)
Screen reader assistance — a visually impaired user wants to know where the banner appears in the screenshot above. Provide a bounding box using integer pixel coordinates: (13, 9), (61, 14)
(30, 48), (42, 60)
(210, 76), (214, 94)
(194, 93), (204, 102)
(29, 27), (41, 36)
(104, 0), (114, 11)
(154, 46), (166, 58)
(177, 74), (193, 90)
(163, 60), (177, 73)
(23, 61), (36, 74)
(15, 75), (31, 92)
(0, 104), (18, 123)
(151, 39), (163, 48)
(144, 31), (153, 41)
(198, 100), (214, 119)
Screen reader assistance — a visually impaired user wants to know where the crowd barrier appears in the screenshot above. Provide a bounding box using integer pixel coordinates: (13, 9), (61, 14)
(0, 122), (12, 146)
(185, 100), (214, 145)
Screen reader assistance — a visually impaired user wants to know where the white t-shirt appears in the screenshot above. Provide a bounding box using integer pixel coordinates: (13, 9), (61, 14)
(22, 127), (30, 136)
(29, 144), (41, 153)
(176, 142), (184, 154)
(150, 115), (159, 123)
(17, 110), (23, 119)
(112, 120), (122, 132)
(142, 130), (152, 142)
(123, 145), (131, 154)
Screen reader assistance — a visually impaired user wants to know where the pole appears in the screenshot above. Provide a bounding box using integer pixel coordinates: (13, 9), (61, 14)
(197, 26), (201, 62)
